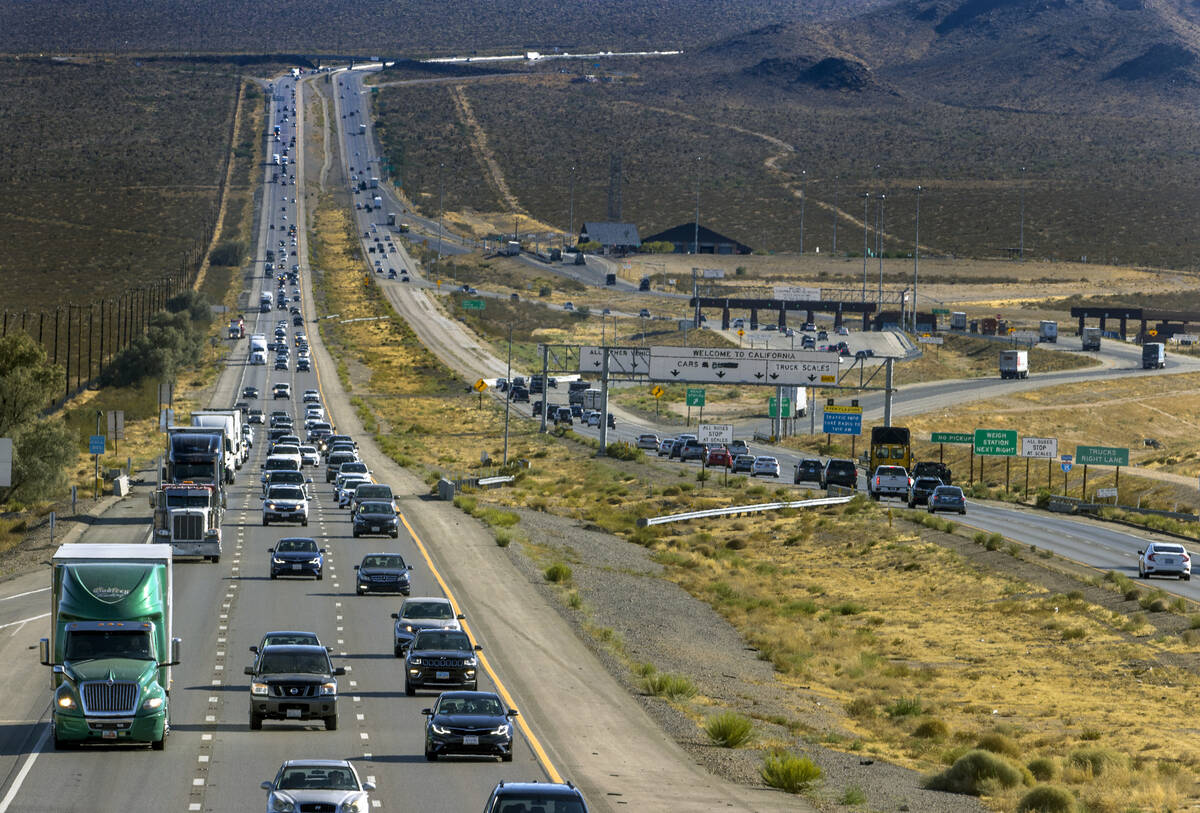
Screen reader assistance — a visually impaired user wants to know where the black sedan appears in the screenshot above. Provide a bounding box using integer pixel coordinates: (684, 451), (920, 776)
(268, 537), (325, 579)
(354, 552), (412, 595)
(243, 386), (260, 399)
(422, 691), (518, 762)
(353, 501), (400, 539)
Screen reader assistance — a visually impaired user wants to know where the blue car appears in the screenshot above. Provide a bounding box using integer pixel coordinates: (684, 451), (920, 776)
(928, 485), (967, 515)
(422, 691), (518, 762)
(268, 537), (325, 579)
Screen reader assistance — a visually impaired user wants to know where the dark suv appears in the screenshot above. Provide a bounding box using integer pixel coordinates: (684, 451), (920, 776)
(483, 781), (588, 813)
(245, 644), (344, 730)
(821, 458), (859, 489)
(793, 458), (823, 485)
(908, 476), (944, 508)
(404, 629), (481, 695)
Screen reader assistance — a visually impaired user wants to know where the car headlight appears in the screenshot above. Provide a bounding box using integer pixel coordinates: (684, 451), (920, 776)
(319, 681), (337, 695)
(490, 723), (510, 736)
(142, 695), (164, 710)
(463, 657), (477, 667)
(251, 682), (269, 696)
(270, 795), (296, 813)
(408, 658), (421, 665)
(56, 691), (77, 709)
(265, 503), (276, 510)
(309, 557), (321, 565)
(338, 798), (366, 813)
(273, 557), (285, 565)
(404, 625), (415, 633)
(430, 723), (450, 735)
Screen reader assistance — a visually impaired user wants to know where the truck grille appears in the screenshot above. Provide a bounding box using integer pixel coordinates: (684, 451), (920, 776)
(172, 513), (204, 541)
(80, 681), (139, 714)
(271, 682), (317, 697)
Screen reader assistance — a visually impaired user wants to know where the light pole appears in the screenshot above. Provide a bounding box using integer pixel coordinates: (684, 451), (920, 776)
(861, 192), (870, 301)
(692, 155), (702, 255)
(436, 161), (445, 262)
(799, 169), (806, 254)
(503, 322), (512, 465)
(1018, 165), (1026, 262)
(877, 193), (886, 308)
(913, 185), (923, 332)
(832, 174), (839, 255)
(567, 165), (575, 249)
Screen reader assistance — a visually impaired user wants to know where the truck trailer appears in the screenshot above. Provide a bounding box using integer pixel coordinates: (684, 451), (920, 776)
(1038, 321), (1058, 343)
(39, 544), (179, 750)
(1142, 342), (1166, 369)
(191, 410), (246, 468)
(1081, 326), (1102, 351)
(150, 482), (223, 561)
(999, 349), (1029, 379)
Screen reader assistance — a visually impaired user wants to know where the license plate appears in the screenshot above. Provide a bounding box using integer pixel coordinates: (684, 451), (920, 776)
(1164, 558), (1176, 565)
(463, 735), (479, 745)
(286, 709), (302, 718)
(371, 526), (380, 533)
(102, 730), (117, 739)
(292, 564), (301, 570)
(436, 671), (450, 680)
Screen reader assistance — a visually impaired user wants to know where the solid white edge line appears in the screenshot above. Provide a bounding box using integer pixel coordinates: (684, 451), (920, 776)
(0, 723), (49, 813)
(0, 614), (49, 631)
(0, 588), (49, 602)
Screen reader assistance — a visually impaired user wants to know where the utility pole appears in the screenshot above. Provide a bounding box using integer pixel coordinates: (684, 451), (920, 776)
(1018, 165), (1026, 262)
(861, 193), (870, 301)
(913, 185), (923, 332)
(692, 155), (702, 255)
(598, 350), (610, 455)
(503, 322), (512, 465)
(539, 345), (549, 433)
(436, 161), (445, 262)
(799, 169), (806, 254)
(877, 193), (886, 308)
(832, 174), (839, 255)
(567, 165), (575, 249)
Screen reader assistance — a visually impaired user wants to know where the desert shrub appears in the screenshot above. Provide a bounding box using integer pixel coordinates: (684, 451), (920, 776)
(566, 591), (583, 609)
(453, 494), (477, 513)
(1027, 757), (1060, 781)
(840, 786), (867, 805)
(845, 697), (875, 718)
(886, 697), (924, 717)
(1148, 597), (1170, 612)
(605, 442), (642, 461)
(1061, 627), (1086, 641)
(1124, 587), (1143, 601)
(976, 732), (1022, 759)
(1078, 728), (1102, 741)
(642, 672), (697, 700)
(831, 601), (865, 615)
(1016, 785), (1077, 813)
(913, 718), (950, 741)
(494, 529), (512, 547)
(985, 533), (1003, 551)
(704, 711), (754, 747)
(543, 562), (572, 583)
(1067, 747), (1125, 775)
(925, 750), (1027, 795)
(761, 751), (822, 793)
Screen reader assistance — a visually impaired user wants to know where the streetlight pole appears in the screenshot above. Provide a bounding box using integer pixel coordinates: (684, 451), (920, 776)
(436, 161), (445, 262)
(832, 174), (839, 255)
(503, 322), (512, 465)
(861, 192), (869, 301)
(799, 169), (806, 254)
(567, 165), (575, 249)
(692, 156), (702, 255)
(1018, 165), (1026, 262)
(877, 193), (886, 308)
(913, 185), (923, 332)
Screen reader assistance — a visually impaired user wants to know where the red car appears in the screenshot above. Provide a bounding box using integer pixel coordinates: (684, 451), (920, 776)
(706, 447), (733, 468)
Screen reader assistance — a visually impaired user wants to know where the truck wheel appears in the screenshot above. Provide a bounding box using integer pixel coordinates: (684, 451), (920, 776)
(152, 734), (166, 751)
(211, 555), (221, 564)
(324, 714), (338, 731)
(249, 713), (263, 731)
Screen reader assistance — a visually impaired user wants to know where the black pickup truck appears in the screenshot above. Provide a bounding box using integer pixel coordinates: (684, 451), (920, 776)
(912, 461), (952, 485)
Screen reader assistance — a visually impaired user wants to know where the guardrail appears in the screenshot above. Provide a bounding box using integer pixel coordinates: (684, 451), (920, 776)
(476, 475), (515, 488)
(637, 495), (853, 527)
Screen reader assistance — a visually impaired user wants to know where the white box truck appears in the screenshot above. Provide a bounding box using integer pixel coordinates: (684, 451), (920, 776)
(1038, 320), (1058, 343)
(1081, 326), (1102, 351)
(999, 349), (1029, 379)
(192, 410), (246, 466)
(950, 312), (967, 331)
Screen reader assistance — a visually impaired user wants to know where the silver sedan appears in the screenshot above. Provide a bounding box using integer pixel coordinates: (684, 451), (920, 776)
(262, 759), (374, 813)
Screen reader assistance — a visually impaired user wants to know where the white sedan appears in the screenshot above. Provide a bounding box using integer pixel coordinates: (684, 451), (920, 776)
(751, 456), (781, 478)
(298, 445), (320, 467)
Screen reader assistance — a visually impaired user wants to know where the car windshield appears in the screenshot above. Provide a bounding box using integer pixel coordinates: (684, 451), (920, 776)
(65, 629), (153, 661)
(265, 458), (298, 472)
(413, 631), (471, 651)
(495, 798), (586, 813)
(263, 633), (319, 647)
(437, 696), (503, 716)
(258, 650), (330, 674)
(403, 601), (453, 620)
(165, 494), (210, 507)
(269, 487), (304, 501)
(273, 445), (299, 456)
(342, 463), (368, 473)
(276, 538), (317, 553)
(359, 502), (394, 515)
(277, 767), (358, 791)
(362, 555), (405, 569)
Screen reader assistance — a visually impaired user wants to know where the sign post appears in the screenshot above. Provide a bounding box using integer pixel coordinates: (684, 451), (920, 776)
(473, 378), (488, 409)
(1075, 445), (1129, 501)
(651, 385), (665, 426)
(685, 387), (705, 427)
(1060, 454), (1073, 496)
(89, 433), (106, 499)
(0, 437), (11, 489)
(1020, 437), (1058, 498)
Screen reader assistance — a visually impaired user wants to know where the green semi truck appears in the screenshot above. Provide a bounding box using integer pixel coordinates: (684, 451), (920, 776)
(39, 544), (179, 750)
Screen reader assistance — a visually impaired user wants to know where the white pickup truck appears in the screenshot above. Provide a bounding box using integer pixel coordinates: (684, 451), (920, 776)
(869, 465), (912, 501)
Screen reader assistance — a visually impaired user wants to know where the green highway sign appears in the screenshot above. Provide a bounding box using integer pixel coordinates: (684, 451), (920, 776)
(973, 428), (1017, 456)
(931, 432), (974, 444)
(462, 299), (486, 310)
(686, 388), (705, 407)
(1075, 445), (1129, 466)
(932, 308), (951, 315)
(768, 396), (792, 418)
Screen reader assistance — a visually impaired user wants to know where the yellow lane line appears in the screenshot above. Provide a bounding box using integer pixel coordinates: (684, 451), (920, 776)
(398, 512), (563, 784)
